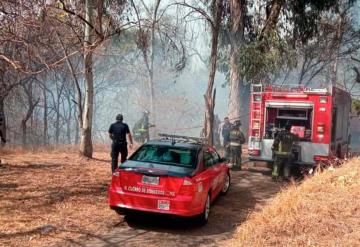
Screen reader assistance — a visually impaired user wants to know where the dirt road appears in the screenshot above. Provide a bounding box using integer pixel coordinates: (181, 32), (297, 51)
(80, 164), (283, 247)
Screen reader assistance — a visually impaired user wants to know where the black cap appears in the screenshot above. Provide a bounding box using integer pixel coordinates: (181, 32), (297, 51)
(116, 114), (123, 121)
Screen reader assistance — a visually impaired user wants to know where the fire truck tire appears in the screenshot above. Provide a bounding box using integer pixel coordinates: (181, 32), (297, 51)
(336, 145), (343, 159)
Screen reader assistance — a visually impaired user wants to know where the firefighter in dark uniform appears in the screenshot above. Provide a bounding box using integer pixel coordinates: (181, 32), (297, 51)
(271, 123), (299, 179)
(108, 114), (133, 172)
(229, 120), (245, 169)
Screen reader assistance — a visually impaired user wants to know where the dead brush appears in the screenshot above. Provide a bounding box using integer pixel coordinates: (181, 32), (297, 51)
(225, 157), (360, 247)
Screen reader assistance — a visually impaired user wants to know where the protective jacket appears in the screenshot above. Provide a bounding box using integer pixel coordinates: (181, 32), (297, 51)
(229, 128), (245, 147)
(272, 130), (299, 154)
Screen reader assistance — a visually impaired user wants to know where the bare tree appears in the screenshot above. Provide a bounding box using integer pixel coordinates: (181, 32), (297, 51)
(20, 79), (40, 145)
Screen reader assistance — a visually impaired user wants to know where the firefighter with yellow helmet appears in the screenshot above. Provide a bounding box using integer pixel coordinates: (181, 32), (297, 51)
(229, 120), (245, 169)
(133, 110), (150, 144)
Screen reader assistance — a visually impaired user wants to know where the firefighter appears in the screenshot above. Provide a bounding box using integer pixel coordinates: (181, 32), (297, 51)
(221, 117), (232, 159)
(271, 123), (299, 180)
(108, 114), (133, 173)
(133, 110), (150, 144)
(229, 120), (245, 169)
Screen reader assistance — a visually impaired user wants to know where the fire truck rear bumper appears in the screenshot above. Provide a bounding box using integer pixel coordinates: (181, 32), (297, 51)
(248, 156), (316, 167)
(249, 140), (329, 167)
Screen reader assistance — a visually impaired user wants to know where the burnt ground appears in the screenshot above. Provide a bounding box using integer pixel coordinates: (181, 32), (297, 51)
(79, 163), (284, 247)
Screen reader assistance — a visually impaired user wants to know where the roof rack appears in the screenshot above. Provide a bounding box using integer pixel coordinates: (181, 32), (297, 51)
(158, 133), (206, 144)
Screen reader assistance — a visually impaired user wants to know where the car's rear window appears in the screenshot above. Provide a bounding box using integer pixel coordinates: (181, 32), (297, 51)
(129, 145), (198, 167)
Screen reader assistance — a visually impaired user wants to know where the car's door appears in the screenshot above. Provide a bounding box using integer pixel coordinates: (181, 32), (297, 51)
(198, 148), (218, 201)
(209, 149), (225, 197)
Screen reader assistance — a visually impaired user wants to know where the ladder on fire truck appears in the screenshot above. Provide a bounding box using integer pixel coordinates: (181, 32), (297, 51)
(249, 84), (264, 150)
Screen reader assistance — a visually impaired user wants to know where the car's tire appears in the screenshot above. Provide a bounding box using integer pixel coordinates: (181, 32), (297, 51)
(220, 172), (231, 195)
(197, 193), (211, 225)
(111, 206), (126, 215)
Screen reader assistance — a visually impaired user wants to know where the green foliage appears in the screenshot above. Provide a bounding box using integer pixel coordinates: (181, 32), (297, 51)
(353, 99), (360, 116)
(217, 30), (297, 86)
(218, 0), (351, 86)
(237, 32), (297, 84)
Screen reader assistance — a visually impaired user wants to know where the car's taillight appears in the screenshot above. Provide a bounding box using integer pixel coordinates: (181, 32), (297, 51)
(111, 171), (122, 187)
(180, 178), (195, 195)
(183, 179), (193, 186)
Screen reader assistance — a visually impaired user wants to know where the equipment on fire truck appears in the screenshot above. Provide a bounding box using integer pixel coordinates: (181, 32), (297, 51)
(248, 83), (351, 168)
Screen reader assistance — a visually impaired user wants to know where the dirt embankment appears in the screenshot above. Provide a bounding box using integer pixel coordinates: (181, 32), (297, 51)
(225, 158), (360, 246)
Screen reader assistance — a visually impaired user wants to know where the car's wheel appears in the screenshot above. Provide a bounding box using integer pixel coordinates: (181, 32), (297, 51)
(220, 172), (231, 195)
(111, 206), (126, 215)
(197, 193), (211, 225)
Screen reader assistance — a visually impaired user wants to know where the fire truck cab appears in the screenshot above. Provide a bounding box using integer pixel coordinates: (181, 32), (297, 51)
(248, 84), (351, 167)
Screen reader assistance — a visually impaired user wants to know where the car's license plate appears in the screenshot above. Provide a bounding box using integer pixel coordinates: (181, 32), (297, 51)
(157, 200), (170, 210)
(142, 175), (159, 185)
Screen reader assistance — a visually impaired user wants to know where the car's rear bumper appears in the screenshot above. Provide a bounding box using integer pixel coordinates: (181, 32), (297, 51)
(108, 187), (203, 217)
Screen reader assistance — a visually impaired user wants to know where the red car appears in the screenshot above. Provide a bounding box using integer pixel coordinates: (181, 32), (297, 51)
(108, 134), (231, 224)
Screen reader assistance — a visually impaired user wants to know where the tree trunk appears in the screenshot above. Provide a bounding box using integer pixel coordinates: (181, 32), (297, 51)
(66, 95), (72, 144)
(21, 119), (27, 145)
(21, 102), (39, 146)
(148, 0), (161, 138)
(0, 97), (6, 146)
(259, 0), (285, 41)
(204, 0), (223, 146)
(55, 103), (60, 144)
(228, 0), (245, 123)
(57, 33), (83, 143)
(74, 109), (79, 144)
(43, 86), (48, 145)
(80, 0), (94, 158)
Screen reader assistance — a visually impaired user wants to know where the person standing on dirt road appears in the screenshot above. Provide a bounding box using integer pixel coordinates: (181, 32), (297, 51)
(271, 123), (299, 180)
(109, 114), (133, 173)
(221, 117), (232, 159)
(229, 120), (245, 170)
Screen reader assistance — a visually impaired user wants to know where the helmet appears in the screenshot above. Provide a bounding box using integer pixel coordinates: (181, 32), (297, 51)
(144, 110), (150, 114)
(234, 120), (241, 126)
(116, 114), (123, 121)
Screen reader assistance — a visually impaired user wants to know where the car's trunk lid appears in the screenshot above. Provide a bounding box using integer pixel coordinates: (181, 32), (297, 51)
(117, 160), (193, 197)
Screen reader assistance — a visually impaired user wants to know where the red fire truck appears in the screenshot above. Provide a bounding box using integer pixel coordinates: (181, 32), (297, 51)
(247, 84), (351, 167)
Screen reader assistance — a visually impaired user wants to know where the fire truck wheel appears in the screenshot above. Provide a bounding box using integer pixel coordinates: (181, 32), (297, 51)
(336, 145), (343, 159)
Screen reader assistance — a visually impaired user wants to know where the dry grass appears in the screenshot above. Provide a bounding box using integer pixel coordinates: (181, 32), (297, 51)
(0, 144), (130, 247)
(225, 158), (360, 247)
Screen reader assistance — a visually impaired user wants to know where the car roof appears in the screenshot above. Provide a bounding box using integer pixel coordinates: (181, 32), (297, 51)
(145, 139), (204, 149)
